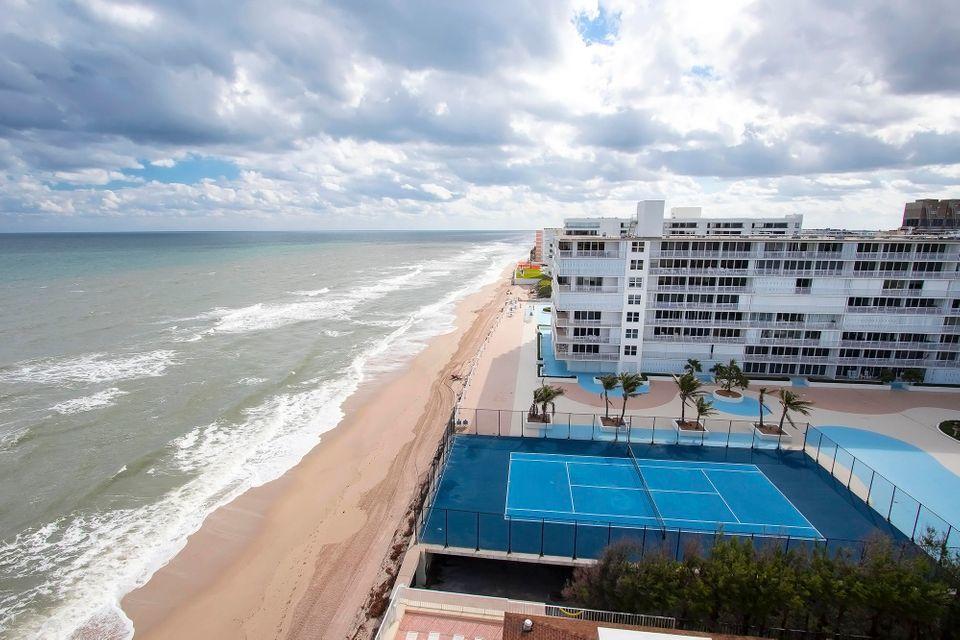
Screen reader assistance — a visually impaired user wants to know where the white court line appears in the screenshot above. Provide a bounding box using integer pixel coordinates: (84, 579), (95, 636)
(700, 470), (742, 524)
(505, 506), (821, 532)
(564, 462), (576, 512)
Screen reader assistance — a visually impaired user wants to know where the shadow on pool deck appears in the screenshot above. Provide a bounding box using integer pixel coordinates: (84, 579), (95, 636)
(423, 435), (909, 560)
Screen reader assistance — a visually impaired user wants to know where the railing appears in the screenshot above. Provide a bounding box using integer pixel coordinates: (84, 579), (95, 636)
(375, 585), (676, 640)
(846, 306), (943, 314)
(657, 250), (756, 259)
(553, 333), (621, 345)
(645, 334), (746, 344)
(756, 338), (823, 346)
(557, 250), (622, 258)
(453, 408), (806, 451)
(554, 316), (622, 328)
(556, 351), (621, 361)
(838, 340), (937, 349)
(834, 356), (929, 366)
(804, 428), (959, 549)
(556, 285), (623, 294)
(649, 268), (750, 276)
(650, 302), (740, 310)
(654, 285), (751, 293)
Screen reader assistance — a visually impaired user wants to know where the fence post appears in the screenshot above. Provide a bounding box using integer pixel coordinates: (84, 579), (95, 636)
(444, 510), (449, 548)
(508, 517), (512, 554)
(750, 421), (756, 449)
(887, 487), (897, 521)
(498, 409), (502, 437)
(830, 444), (839, 476)
(641, 526), (648, 557)
(815, 431), (823, 463)
(476, 512), (480, 551)
(540, 519), (545, 556)
(911, 504), (923, 540)
(726, 420), (732, 448)
(607, 522), (612, 546)
(846, 460), (855, 489)
(572, 524), (578, 560)
(675, 529), (682, 560)
(650, 416), (655, 445)
(866, 470), (876, 506)
(802, 422), (809, 449)
(567, 413), (571, 440)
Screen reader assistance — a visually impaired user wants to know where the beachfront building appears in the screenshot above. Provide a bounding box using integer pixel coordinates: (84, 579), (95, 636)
(548, 200), (960, 384)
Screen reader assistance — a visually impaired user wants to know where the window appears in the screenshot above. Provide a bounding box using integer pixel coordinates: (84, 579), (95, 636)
(572, 344), (599, 353)
(573, 310), (601, 320)
(628, 294), (643, 305)
(626, 312), (640, 322)
(623, 345), (638, 356)
(796, 278), (811, 290)
(631, 241), (645, 252)
(625, 328), (639, 339)
(630, 259), (645, 270)
(628, 277), (643, 288)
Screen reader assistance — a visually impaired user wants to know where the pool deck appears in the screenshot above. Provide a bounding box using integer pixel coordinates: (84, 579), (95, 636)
(457, 299), (960, 479)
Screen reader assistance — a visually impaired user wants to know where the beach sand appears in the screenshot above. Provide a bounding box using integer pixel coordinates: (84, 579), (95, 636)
(122, 271), (515, 640)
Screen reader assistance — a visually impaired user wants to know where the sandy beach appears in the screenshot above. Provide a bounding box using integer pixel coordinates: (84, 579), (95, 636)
(121, 270), (516, 639)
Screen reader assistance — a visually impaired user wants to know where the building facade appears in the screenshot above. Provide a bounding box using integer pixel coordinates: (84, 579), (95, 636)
(548, 201), (960, 385)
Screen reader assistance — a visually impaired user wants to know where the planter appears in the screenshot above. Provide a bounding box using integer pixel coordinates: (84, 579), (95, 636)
(525, 414), (552, 426)
(754, 424), (792, 441)
(599, 416), (628, 432)
(713, 389), (744, 403)
(673, 419), (708, 433)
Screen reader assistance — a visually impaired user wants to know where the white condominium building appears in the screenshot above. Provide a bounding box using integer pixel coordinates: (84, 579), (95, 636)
(547, 201), (960, 385)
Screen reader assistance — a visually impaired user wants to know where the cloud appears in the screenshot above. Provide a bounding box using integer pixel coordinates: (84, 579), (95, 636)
(0, 0), (958, 231)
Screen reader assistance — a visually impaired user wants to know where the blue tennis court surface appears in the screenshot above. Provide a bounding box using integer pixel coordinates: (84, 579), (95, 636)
(506, 451), (822, 538)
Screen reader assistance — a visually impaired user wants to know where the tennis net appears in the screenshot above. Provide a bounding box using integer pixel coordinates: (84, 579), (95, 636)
(626, 444), (666, 536)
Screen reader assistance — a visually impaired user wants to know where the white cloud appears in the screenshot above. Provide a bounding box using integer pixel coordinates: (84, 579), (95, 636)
(0, 0), (958, 231)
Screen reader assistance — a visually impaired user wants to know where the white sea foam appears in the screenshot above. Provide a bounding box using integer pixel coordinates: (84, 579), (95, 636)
(50, 388), (128, 415)
(0, 239), (527, 640)
(289, 287), (331, 297)
(0, 351), (177, 386)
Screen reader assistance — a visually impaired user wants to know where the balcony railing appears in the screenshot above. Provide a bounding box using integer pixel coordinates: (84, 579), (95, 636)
(554, 315), (621, 328)
(651, 302), (740, 310)
(835, 357), (929, 366)
(557, 249), (622, 259)
(658, 250), (756, 259)
(556, 351), (621, 361)
(756, 338), (823, 346)
(654, 285), (751, 293)
(645, 334), (746, 344)
(846, 306), (943, 315)
(554, 332), (621, 345)
(649, 267), (751, 276)
(556, 285), (623, 294)
(838, 340), (937, 349)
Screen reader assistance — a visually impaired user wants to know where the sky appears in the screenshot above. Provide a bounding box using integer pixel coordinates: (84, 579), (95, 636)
(1, 0), (959, 231)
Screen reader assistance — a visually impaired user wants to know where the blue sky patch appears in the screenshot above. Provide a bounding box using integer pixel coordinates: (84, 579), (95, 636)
(690, 65), (718, 80)
(127, 156), (240, 184)
(573, 4), (621, 46)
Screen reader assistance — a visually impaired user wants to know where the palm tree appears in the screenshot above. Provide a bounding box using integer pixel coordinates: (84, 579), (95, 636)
(618, 372), (647, 424)
(673, 372), (703, 426)
(776, 389), (814, 434)
(756, 387), (769, 429)
(684, 358), (702, 376)
(714, 358), (749, 397)
(530, 383), (564, 422)
(694, 396), (717, 426)
(598, 374), (620, 421)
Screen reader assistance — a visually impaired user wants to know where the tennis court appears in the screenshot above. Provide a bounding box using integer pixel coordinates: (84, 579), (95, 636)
(506, 449), (822, 539)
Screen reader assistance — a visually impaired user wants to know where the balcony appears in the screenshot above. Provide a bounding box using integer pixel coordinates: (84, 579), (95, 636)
(649, 267), (751, 276)
(556, 285), (623, 294)
(646, 334), (746, 344)
(655, 285), (751, 293)
(836, 356), (929, 366)
(756, 338), (823, 346)
(556, 351), (621, 361)
(651, 302), (740, 310)
(553, 330), (621, 345)
(557, 249), (622, 259)
(838, 340), (936, 349)
(658, 250), (756, 259)
(846, 306), (943, 315)
(554, 313), (621, 328)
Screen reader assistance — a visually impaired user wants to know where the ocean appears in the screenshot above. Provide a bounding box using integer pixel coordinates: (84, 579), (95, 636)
(0, 231), (528, 639)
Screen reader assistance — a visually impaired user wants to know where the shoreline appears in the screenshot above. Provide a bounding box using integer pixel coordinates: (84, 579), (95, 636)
(121, 267), (516, 639)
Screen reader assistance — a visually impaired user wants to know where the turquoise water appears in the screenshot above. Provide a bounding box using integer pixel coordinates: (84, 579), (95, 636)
(0, 231), (527, 639)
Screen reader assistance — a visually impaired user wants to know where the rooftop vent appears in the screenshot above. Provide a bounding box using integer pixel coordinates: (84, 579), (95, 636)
(521, 618), (534, 633)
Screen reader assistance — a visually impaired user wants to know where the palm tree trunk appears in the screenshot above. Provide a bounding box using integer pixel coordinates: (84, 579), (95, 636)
(758, 395), (764, 428)
(680, 396), (686, 424)
(778, 407), (787, 433)
(619, 395), (627, 424)
(604, 391), (610, 419)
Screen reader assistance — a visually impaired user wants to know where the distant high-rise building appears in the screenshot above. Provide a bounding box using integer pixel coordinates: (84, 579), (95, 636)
(902, 199), (960, 230)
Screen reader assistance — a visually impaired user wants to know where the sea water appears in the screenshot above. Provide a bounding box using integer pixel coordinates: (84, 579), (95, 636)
(0, 231), (528, 638)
